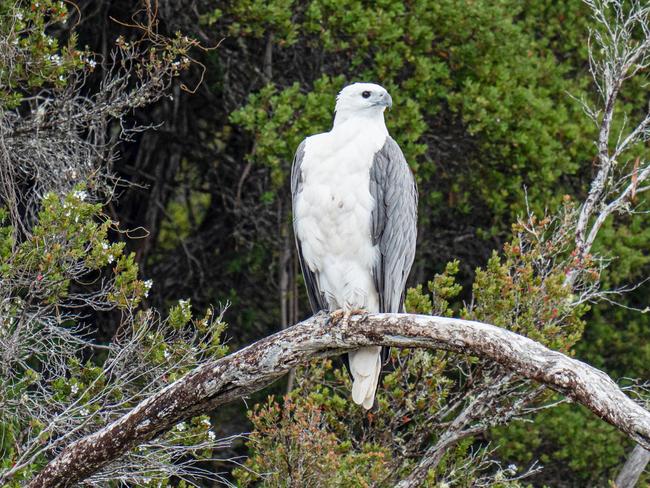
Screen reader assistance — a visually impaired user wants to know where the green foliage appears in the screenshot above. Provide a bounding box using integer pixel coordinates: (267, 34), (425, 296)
(234, 388), (393, 487)
(0, 0), (88, 108)
(217, 0), (298, 44)
(0, 191), (229, 484)
(579, 302), (650, 380)
(1, 189), (142, 307)
(157, 182), (212, 253)
(229, 76), (349, 191)
(466, 214), (590, 351)
(235, 353), (530, 487)
(2, 189), (145, 307)
(220, 0), (593, 223)
(405, 260), (462, 317)
(492, 403), (636, 486)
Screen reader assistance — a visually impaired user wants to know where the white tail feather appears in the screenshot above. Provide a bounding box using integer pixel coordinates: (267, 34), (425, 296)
(348, 346), (382, 410)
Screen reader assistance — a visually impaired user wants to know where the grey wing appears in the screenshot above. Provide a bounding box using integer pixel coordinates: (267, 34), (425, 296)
(370, 136), (418, 313)
(291, 140), (328, 313)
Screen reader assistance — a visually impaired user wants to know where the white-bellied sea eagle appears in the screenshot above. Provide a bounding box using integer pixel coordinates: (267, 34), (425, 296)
(291, 82), (418, 409)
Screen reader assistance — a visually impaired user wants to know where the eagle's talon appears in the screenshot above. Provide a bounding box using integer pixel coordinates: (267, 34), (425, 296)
(349, 308), (367, 318)
(329, 308), (346, 324)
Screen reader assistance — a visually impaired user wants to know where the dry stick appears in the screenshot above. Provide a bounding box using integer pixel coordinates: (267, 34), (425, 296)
(615, 444), (650, 488)
(28, 313), (650, 487)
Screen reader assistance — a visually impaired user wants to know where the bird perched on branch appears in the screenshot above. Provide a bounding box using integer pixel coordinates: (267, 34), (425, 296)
(291, 82), (418, 409)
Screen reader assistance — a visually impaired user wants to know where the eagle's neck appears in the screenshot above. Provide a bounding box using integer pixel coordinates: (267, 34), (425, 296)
(325, 113), (389, 155)
(332, 108), (387, 131)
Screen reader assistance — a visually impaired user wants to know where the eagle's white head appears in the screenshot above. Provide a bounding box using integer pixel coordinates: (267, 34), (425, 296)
(333, 82), (392, 127)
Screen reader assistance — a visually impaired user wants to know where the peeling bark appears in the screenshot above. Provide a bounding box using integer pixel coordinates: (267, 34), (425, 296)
(28, 313), (650, 487)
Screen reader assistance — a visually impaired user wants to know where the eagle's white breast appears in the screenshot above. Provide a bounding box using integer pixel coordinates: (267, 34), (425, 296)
(294, 117), (388, 312)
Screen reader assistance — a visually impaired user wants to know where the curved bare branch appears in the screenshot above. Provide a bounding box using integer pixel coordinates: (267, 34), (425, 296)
(28, 312), (650, 487)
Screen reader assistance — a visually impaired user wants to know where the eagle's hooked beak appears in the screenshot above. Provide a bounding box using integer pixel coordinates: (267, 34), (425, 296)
(376, 92), (393, 109)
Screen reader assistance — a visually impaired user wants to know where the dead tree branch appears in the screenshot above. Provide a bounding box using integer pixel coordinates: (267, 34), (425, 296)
(28, 312), (650, 487)
(615, 444), (650, 488)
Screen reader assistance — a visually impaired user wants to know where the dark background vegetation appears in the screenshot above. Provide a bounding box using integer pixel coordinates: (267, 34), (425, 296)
(70, 1), (648, 485)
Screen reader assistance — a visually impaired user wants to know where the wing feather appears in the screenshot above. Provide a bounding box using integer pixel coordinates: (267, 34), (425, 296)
(370, 137), (418, 313)
(291, 140), (328, 313)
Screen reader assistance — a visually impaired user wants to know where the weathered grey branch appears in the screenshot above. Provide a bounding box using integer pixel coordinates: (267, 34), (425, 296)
(615, 444), (650, 488)
(28, 312), (650, 487)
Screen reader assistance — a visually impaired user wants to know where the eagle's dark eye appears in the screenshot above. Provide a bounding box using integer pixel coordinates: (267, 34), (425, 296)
(361, 91), (371, 98)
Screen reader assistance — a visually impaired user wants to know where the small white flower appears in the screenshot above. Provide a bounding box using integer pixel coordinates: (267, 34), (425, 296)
(107, 254), (114, 264)
(71, 384), (79, 394)
(163, 349), (170, 359)
(87, 59), (97, 69)
(79, 408), (89, 416)
(49, 54), (62, 65)
(207, 431), (216, 441)
(201, 418), (211, 427)
(506, 464), (517, 474)
(176, 422), (186, 432)
(179, 298), (189, 309)
(59, 75), (65, 81)
(143, 279), (153, 297)
(47, 37), (54, 46)
(16, 11), (23, 20)
(102, 242), (109, 250)
(72, 190), (88, 202)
